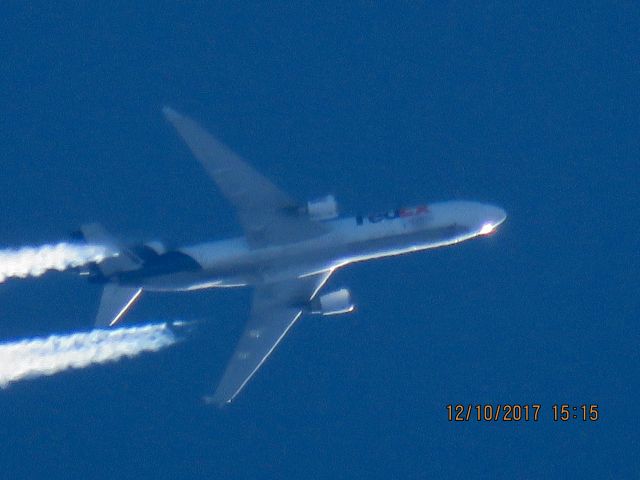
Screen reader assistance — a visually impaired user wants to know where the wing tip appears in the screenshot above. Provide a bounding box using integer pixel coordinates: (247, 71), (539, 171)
(162, 105), (181, 122)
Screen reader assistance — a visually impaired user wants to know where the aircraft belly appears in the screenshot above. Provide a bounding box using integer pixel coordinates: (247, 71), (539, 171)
(329, 224), (471, 265)
(120, 270), (248, 292)
(126, 223), (470, 293)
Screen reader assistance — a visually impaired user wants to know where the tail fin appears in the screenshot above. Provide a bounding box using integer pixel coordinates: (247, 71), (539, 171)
(95, 285), (143, 327)
(78, 223), (141, 277)
(76, 224), (144, 327)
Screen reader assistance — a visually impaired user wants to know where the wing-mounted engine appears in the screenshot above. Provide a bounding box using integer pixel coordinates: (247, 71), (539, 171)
(303, 195), (339, 221)
(310, 288), (355, 315)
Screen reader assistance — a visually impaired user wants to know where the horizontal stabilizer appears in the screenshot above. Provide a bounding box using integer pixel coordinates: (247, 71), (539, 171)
(95, 284), (143, 327)
(79, 223), (141, 277)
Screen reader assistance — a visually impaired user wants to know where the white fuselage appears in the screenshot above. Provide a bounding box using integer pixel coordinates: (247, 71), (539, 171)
(117, 201), (506, 292)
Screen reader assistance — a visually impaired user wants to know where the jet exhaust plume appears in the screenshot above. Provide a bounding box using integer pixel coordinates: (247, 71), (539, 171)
(0, 242), (114, 283)
(0, 322), (180, 388)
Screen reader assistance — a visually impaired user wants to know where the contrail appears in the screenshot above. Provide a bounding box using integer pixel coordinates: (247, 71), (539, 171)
(0, 323), (181, 388)
(0, 242), (114, 283)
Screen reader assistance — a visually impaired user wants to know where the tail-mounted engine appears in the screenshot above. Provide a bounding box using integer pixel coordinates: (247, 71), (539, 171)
(303, 195), (339, 221)
(311, 288), (355, 316)
(130, 241), (167, 262)
(143, 241), (167, 256)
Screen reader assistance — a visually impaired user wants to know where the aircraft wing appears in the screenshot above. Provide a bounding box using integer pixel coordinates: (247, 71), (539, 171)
(207, 269), (334, 406)
(163, 107), (330, 248)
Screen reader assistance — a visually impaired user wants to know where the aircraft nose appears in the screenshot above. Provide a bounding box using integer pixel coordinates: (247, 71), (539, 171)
(492, 206), (507, 226)
(478, 205), (507, 236)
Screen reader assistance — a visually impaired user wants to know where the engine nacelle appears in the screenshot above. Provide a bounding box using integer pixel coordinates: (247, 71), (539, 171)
(144, 241), (167, 255)
(129, 241), (167, 262)
(311, 288), (355, 316)
(305, 195), (339, 221)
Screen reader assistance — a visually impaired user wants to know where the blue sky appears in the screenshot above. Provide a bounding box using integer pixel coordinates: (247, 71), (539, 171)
(0, 3), (638, 479)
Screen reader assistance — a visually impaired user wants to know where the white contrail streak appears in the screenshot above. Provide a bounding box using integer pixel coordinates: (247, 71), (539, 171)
(0, 242), (114, 283)
(0, 323), (178, 388)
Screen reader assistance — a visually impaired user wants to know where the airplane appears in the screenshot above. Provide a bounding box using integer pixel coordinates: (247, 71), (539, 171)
(74, 107), (507, 406)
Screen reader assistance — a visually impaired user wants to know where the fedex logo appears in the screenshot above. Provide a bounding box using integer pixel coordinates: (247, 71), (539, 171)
(356, 205), (429, 225)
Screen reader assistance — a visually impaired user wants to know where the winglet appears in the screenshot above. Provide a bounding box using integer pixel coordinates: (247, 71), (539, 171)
(162, 106), (181, 122)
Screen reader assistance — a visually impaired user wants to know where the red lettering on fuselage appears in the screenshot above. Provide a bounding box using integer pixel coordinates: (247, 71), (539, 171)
(365, 205), (429, 224)
(398, 208), (412, 218)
